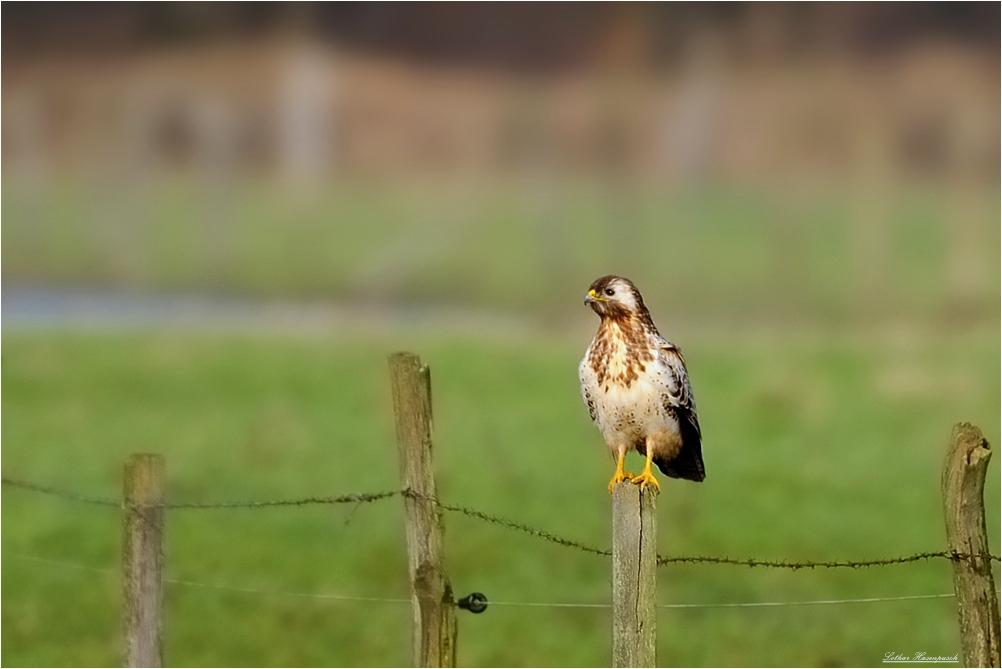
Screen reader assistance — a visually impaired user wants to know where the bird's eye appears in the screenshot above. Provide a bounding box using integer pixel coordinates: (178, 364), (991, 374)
(604, 288), (615, 297)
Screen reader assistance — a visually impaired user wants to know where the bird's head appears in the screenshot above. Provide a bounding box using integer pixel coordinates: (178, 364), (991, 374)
(584, 275), (646, 320)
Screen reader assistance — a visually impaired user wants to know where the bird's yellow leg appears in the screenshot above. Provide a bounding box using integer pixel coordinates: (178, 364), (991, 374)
(607, 451), (634, 493)
(631, 442), (660, 491)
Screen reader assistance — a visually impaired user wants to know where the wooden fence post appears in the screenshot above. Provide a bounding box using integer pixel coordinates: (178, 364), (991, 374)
(612, 482), (657, 668)
(942, 423), (1000, 668)
(123, 453), (165, 668)
(389, 352), (457, 668)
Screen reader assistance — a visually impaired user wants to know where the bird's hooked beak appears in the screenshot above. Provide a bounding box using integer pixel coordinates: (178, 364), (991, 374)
(584, 288), (607, 306)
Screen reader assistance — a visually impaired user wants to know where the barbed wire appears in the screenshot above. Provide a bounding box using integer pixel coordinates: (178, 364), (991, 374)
(1, 478), (121, 507)
(654, 552), (1001, 569)
(9, 550), (988, 611)
(1, 477), (401, 509)
(403, 490), (1001, 568)
(4, 477), (999, 569)
(403, 489), (612, 558)
(162, 491), (402, 509)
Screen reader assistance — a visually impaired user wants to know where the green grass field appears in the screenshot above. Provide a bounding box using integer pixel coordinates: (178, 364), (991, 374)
(3, 324), (998, 667)
(3, 177), (999, 665)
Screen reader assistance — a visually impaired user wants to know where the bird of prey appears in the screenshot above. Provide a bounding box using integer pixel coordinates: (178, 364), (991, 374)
(579, 275), (705, 492)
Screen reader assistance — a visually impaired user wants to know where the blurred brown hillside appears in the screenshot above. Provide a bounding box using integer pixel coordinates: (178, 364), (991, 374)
(3, 2), (999, 183)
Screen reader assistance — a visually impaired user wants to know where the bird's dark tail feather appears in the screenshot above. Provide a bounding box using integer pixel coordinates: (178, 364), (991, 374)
(654, 425), (705, 482)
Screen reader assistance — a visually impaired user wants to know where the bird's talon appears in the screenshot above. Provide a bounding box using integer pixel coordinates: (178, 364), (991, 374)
(607, 471), (635, 493)
(631, 471), (660, 491)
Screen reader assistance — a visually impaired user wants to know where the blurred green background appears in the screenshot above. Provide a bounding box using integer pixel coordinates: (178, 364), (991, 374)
(3, 4), (1000, 667)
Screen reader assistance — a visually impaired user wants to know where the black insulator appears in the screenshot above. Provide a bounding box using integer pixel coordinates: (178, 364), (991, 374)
(457, 592), (488, 613)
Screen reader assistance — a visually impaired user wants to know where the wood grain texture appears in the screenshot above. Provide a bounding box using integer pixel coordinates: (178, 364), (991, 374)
(123, 454), (164, 668)
(612, 482), (657, 668)
(942, 423), (1000, 668)
(390, 352), (457, 668)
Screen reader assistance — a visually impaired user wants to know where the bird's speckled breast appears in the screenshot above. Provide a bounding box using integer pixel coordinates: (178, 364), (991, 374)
(585, 317), (654, 390)
(580, 316), (671, 449)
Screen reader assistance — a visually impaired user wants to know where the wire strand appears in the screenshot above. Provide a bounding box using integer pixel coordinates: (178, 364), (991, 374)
(1, 477), (401, 509)
(162, 491), (402, 509)
(165, 577), (411, 603)
(9, 551), (989, 611)
(1, 478), (120, 507)
(658, 593), (963, 608)
(404, 490), (1001, 568)
(490, 592), (972, 609)
(4, 552), (410, 604)
(404, 490), (612, 558)
(5, 477), (999, 569)
(653, 552), (994, 569)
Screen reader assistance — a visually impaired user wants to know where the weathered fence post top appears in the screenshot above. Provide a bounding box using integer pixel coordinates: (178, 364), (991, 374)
(612, 481), (657, 668)
(123, 453), (165, 669)
(390, 352), (457, 668)
(941, 422), (1000, 668)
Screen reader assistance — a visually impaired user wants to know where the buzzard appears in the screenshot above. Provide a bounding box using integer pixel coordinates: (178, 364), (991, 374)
(579, 275), (705, 492)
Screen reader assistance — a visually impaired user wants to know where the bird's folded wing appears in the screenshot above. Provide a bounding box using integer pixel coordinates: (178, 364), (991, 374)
(655, 341), (701, 437)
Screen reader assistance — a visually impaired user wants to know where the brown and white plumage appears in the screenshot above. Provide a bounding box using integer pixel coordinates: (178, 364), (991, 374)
(579, 275), (705, 492)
